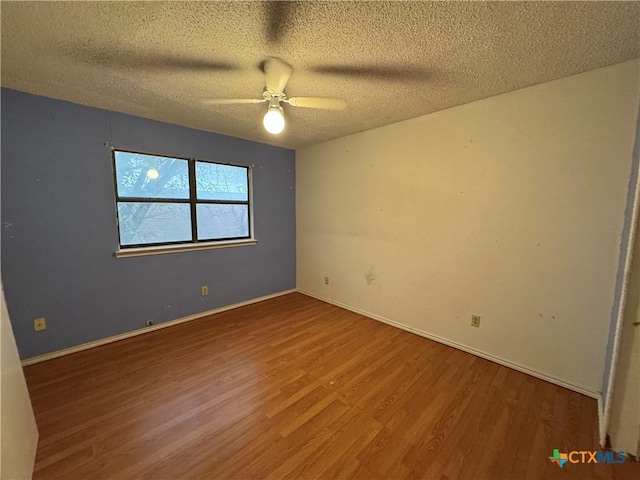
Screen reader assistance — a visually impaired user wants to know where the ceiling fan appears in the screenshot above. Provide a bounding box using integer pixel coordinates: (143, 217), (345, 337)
(202, 57), (347, 135)
(68, 2), (431, 137)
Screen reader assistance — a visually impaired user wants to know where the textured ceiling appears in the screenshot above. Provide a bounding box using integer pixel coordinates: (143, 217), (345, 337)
(1, 1), (639, 149)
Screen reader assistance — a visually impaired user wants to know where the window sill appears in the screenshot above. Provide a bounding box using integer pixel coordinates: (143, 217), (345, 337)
(115, 239), (258, 258)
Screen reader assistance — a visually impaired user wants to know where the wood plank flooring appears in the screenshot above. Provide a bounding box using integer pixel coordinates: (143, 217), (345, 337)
(24, 293), (639, 479)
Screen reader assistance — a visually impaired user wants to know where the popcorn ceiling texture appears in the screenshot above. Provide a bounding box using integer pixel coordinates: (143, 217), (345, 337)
(1, 1), (638, 149)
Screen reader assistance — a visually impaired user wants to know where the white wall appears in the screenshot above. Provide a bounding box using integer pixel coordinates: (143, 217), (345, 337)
(297, 60), (640, 394)
(1, 280), (38, 479)
(608, 214), (640, 454)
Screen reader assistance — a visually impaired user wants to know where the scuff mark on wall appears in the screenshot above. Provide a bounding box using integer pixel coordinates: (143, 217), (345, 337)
(366, 268), (376, 285)
(3, 221), (15, 239)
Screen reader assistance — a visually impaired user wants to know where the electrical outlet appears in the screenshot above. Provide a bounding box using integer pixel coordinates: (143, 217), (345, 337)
(201, 285), (208, 296)
(324, 276), (329, 285)
(146, 320), (154, 327)
(471, 315), (481, 328)
(34, 317), (46, 331)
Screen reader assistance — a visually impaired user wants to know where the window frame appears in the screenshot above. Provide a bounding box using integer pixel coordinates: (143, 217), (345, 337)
(111, 148), (255, 257)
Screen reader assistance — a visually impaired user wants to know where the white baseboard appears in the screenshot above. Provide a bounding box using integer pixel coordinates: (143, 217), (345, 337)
(298, 289), (600, 399)
(21, 289), (296, 366)
(23, 287), (602, 401)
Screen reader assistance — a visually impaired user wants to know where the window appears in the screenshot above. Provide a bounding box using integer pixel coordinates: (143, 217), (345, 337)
(113, 150), (252, 252)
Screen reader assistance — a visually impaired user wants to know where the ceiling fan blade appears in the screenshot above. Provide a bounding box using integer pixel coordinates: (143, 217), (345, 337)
(264, 1), (295, 44)
(202, 98), (267, 105)
(261, 57), (293, 94)
(71, 44), (238, 72)
(312, 64), (430, 80)
(140, 56), (238, 72)
(286, 97), (347, 111)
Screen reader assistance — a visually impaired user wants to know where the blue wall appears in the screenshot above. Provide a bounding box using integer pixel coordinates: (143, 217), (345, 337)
(1, 88), (296, 359)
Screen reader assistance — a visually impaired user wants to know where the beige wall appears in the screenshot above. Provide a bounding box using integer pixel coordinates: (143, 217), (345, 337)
(296, 60), (640, 394)
(1, 281), (38, 479)
(609, 213), (640, 454)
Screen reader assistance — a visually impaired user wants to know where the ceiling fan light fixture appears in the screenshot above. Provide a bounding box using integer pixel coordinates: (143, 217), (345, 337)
(263, 105), (285, 134)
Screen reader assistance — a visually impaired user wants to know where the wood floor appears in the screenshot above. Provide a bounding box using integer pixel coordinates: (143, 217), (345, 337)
(25, 293), (639, 479)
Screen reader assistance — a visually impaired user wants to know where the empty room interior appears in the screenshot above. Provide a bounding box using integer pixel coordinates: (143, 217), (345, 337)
(2, 1), (640, 479)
